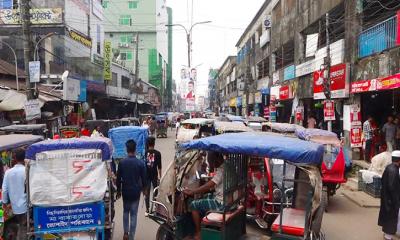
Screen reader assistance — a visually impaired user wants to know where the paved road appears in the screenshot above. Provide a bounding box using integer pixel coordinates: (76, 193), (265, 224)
(112, 130), (382, 240)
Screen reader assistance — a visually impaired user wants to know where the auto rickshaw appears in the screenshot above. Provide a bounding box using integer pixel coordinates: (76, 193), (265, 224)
(245, 116), (267, 131)
(86, 119), (121, 137)
(0, 134), (43, 239)
(25, 137), (115, 240)
(119, 117), (140, 126)
(295, 128), (349, 207)
(213, 121), (253, 135)
(148, 132), (325, 240)
(0, 124), (49, 138)
(156, 114), (168, 138)
(176, 118), (214, 145)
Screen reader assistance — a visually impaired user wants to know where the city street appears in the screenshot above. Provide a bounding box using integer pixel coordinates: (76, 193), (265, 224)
(112, 129), (383, 240)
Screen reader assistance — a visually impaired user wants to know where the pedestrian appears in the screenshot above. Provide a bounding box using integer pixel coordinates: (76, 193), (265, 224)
(382, 116), (397, 152)
(91, 125), (104, 137)
(394, 117), (400, 150)
(2, 149), (27, 240)
(363, 115), (374, 162)
(378, 150), (400, 240)
(307, 115), (317, 129)
(144, 136), (162, 216)
(175, 118), (181, 137)
(116, 140), (147, 240)
(150, 117), (157, 136)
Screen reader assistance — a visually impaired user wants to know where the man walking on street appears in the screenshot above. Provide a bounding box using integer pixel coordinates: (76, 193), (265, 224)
(117, 140), (147, 240)
(363, 115), (374, 162)
(144, 136), (162, 215)
(2, 149), (27, 240)
(383, 116), (397, 152)
(378, 151), (400, 240)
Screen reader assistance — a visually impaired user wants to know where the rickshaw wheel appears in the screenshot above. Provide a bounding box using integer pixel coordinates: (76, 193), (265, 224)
(156, 224), (174, 240)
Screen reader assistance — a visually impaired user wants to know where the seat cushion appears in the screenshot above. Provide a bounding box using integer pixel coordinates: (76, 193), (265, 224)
(271, 208), (305, 236)
(202, 205), (244, 225)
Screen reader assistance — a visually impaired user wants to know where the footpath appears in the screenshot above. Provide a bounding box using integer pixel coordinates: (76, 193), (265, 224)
(341, 160), (380, 208)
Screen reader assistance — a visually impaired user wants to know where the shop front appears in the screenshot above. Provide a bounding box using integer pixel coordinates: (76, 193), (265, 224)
(236, 96), (242, 116)
(277, 84), (294, 123)
(229, 98), (237, 114)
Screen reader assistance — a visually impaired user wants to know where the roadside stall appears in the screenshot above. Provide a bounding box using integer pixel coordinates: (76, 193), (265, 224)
(25, 138), (114, 240)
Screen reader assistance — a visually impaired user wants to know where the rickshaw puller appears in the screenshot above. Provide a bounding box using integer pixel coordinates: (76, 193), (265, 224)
(183, 155), (224, 240)
(378, 150), (400, 240)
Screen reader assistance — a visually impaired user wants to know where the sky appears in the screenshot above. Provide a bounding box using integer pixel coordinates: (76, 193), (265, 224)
(166, 0), (265, 97)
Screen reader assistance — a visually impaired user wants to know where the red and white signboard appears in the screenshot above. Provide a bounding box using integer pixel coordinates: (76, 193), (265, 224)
(313, 63), (349, 99)
(323, 100), (335, 121)
(351, 73), (400, 93)
(350, 104), (361, 126)
(351, 126), (363, 148)
(279, 85), (292, 100)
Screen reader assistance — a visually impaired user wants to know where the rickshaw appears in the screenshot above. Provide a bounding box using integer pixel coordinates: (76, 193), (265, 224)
(245, 116), (267, 131)
(119, 117), (140, 126)
(295, 128), (349, 207)
(213, 121), (253, 135)
(0, 124), (49, 139)
(86, 119), (121, 137)
(148, 132), (325, 240)
(25, 137), (114, 239)
(156, 114), (168, 138)
(176, 118), (214, 145)
(0, 134), (43, 239)
(262, 122), (305, 135)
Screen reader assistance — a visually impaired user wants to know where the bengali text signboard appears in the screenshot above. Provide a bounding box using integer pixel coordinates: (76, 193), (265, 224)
(0, 8), (62, 24)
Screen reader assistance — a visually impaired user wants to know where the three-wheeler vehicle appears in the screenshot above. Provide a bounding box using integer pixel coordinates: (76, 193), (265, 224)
(0, 124), (49, 139)
(119, 117), (140, 127)
(0, 134), (43, 239)
(245, 116), (267, 131)
(148, 132), (325, 240)
(86, 119), (121, 137)
(25, 138), (115, 240)
(176, 118), (214, 145)
(155, 114), (168, 138)
(295, 128), (348, 206)
(213, 121), (253, 135)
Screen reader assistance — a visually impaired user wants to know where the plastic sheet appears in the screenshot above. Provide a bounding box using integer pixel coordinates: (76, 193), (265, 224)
(108, 126), (148, 160)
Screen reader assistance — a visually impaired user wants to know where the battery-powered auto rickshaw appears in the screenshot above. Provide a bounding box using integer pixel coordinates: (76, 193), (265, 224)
(119, 117), (140, 126)
(148, 132), (325, 240)
(25, 137), (115, 239)
(176, 118), (214, 145)
(245, 116), (267, 131)
(213, 121), (253, 135)
(0, 134), (43, 239)
(86, 119), (121, 137)
(295, 128), (348, 208)
(156, 114), (168, 138)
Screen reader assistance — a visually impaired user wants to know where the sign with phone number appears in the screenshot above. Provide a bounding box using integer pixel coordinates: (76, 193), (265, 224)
(33, 202), (104, 232)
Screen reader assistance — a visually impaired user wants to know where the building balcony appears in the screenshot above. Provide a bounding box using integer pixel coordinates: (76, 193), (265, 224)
(358, 14), (398, 58)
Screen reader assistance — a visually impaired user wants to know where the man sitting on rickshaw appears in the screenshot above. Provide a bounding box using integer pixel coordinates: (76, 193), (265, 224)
(183, 154), (225, 240)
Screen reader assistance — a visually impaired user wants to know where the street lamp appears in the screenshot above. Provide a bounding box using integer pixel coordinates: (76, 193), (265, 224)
(34, 32), (57, 61)
(166, 21), (211, 68)
(0, 40), (19, 91)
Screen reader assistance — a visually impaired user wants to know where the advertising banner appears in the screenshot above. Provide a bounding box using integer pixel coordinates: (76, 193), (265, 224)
(0, 8), (63, 24)
(351, 73), (400, 93)
(67, 28), (92, 48)
(29, 149), (107, 206)
(269, 95), (277, 122)
(313, 63), (349, 99)
(279, 85), (292, 100)
(24, 99), (41, 121)
(103, 41), (112, 81)
(29, 61), (40, 83)
(323, 100), (335, 121)
(33, 202), (104, 232)
(63, 78), (87, 102)
(351, 126), (363, 148)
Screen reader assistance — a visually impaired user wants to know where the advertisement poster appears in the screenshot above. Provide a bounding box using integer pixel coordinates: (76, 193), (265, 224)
(323, 100), (335, 121)
(313, 63), (349, 99)
(24, 99), (41, 121)
(269, 95), (277, 122)
(29, 61), (40, 83)
(350, 104), (361, 126)
(103, 41), (112, 81)
(351, 73), (400, 93)
(351, 126), (363, 148)
(279, 85), (292, 100)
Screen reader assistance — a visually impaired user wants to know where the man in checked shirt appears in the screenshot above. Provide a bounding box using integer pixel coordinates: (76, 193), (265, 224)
(363, 115), (374, 162)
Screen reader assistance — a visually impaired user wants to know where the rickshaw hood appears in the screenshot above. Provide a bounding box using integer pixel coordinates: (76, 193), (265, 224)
(180, 132), (324, 165)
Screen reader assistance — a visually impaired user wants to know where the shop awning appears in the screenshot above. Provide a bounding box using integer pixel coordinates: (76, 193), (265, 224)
(351, 73), (400, 93)
(0, 89), (60, 111)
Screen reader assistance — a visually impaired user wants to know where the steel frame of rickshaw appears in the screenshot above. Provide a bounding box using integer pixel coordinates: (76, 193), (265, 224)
(148, 133), (325, 240)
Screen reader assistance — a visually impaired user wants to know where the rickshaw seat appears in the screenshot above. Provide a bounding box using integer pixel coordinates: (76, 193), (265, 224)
(271, 208), (305, 236)
(322, 148), (346, 184)
(202, 205), (245, 226)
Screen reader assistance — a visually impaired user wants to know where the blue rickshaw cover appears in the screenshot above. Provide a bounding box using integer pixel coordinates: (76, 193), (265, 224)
(181, 132), (324, 165)
(108, 126), (149, 160)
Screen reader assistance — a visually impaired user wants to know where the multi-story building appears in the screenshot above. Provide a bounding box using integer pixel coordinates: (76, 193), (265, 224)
(103, 0), (172, 108)
(217, 56), (237, 115)
(217, 0), (400, 158)
(207, 68), (218, 112)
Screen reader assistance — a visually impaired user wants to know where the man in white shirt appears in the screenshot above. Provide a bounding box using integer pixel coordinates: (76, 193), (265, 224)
(184, 155), (224, 240)
(2, 149), (27, 240)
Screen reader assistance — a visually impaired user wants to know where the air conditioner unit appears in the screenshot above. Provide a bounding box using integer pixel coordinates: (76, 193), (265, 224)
(118, 43), (129, 48)
(238, 82), (245, 91)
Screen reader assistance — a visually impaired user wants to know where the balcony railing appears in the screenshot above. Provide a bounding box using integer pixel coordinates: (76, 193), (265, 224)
(358, 15), (398, 58)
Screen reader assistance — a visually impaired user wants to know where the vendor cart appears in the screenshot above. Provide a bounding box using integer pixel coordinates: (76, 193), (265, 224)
(25, 138), (114, 240)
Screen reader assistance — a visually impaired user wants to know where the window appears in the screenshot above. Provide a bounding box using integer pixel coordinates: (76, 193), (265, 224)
(120, 51), (133, 60)
(121, 76), (130, 89)
(102, 0), (108, 8)
(119, 15), (132, 26)
(110, 72), (118, 87)
(128, 1), (138, 9)
(120, 34), (133, 44)
(96, 25), (101, 54)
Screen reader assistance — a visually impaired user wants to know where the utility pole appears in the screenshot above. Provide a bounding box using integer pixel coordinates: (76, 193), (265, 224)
(325, 12), (332, 132)
(187, 34), (191, 68)
(20, 0), (34, 99)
